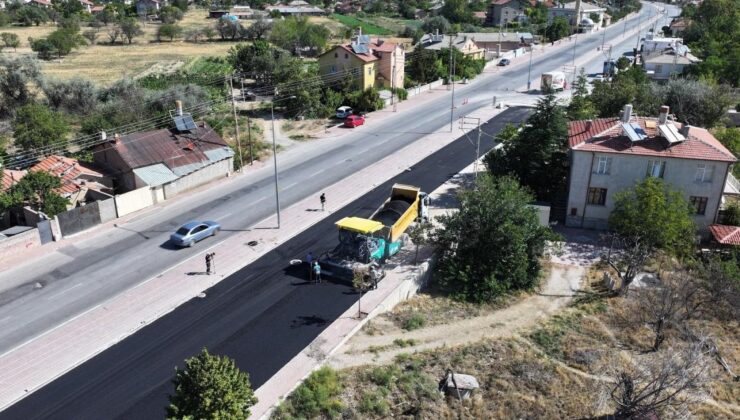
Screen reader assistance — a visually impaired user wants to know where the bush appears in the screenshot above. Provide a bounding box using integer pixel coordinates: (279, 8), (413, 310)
(359, 389), (391, 416)
(391, 87), (408, 101)
(403, 313), (425, 331)
(274, 366), (343, 419)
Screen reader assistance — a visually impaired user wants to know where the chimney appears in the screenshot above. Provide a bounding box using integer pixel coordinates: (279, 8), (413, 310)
(621, 104), (633, 123)
(175, 100), (183, 117)
(100, 131), (107, 142)
(586, 120), (592, 131)
(679, 123), (690, 137)
(658, 105), (669, 124)
(113, 133), (121, 144)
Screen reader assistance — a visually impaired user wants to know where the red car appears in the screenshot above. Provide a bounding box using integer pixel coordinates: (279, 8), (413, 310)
(344, 114), (365, 128)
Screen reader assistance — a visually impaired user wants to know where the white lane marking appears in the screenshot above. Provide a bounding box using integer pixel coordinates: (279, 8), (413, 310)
(216, 212), (234, 221)
(45, 282), (84, 301)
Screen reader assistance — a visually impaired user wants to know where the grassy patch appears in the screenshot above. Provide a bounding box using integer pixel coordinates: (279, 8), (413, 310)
(272, 366), (344, 419)
(330, 14), (393, 35)
(402, 313), (426, 331)
(393, 338), (418, 348)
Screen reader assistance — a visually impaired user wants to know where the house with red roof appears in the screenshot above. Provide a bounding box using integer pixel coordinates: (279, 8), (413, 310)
(566, 104), (737, 231)
(29, 155), (112, 209)
(317, 31), (405, 91)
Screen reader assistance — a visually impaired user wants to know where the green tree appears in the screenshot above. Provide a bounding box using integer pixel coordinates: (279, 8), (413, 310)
(45, 28), (85, 57)
(421, 15), (450, 34)
(42, 77), (98, 115)
(609, 177), (696, 257)
(157, 23), (182, 42)
(12, 103), (70, 152)
(9, 171), (68, 216)
(1, 33), (20, 51)
(567, 68), (597, 121)
(652, 78), (732, 128)
(441, 0), (473, 24)
(406, 44), (443, 84)
(714, 127), (740, 178)
(269, 16), (330, 56)
(167, 348), (257, 420)
(119, 17), (143, 44)
(433, 175), (553, 303)
(0, 56), (42, 116)
(159, 5), (184, 24)
(545, 17), (570, 43)
(228, 40), (293, 85)
(485, 93), (569, 202)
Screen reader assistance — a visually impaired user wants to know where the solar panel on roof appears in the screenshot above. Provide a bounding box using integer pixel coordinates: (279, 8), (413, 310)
(173, 115), (197, 132)
(622, 122), (647, 142)
(659, 123), (685, 144)
(352, 44), (369, 54)
(358, 35), (370, 44)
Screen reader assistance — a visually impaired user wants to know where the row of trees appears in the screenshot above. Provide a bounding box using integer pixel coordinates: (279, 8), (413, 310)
(406, 43), (486, 86)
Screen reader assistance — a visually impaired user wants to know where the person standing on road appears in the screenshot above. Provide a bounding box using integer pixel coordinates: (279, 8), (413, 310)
(205, 253), (213, 275)
(306, 251), (314, 282)
(320, 193), (326, 211)
(313, 261), (322, 283)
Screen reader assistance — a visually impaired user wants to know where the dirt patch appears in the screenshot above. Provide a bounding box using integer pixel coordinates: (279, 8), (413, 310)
(281, 118), (330, 141)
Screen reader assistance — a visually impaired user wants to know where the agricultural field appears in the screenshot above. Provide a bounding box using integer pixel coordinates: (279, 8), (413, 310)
(329, 13), (394, 36)
(0, 8), (241, 85)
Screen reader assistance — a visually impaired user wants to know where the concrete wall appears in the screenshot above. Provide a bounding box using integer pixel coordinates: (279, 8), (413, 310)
(98, 198), (118, 223)
(115, 187), (155, 217)
(406, 79), (444, 99)
(566, 150), (729, 230)
(0, 228), (41, 259)
(163, 159), (232, 199)
(57, 202), (102, 237)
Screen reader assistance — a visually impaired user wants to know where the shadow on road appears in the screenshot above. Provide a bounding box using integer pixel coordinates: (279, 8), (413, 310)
(158, 241), (181, 251)
(290, 315), (329, 329)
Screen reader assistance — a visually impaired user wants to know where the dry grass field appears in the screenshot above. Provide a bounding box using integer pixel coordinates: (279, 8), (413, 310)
(0, 8), (240, 85)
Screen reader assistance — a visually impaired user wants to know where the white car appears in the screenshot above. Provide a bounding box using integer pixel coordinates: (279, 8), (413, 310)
(336, 106), (353, 119)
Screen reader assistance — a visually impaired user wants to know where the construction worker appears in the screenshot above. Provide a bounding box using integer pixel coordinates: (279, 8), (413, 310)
(306, 251), (314, 282)
(320, 193), (326, 211)
(205, 253), (212, 275)
(313, 261), (322, 283)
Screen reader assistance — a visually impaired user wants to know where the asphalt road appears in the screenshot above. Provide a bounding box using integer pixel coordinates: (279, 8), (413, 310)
(1, 107), (532, 420)
(0, 0), (672, 369)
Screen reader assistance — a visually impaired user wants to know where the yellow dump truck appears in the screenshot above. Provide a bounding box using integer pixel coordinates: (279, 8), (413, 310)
(319, 184), (429, 284)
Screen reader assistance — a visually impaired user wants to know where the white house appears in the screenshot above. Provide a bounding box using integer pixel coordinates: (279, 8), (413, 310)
(548, 1), (607, 32)
(566, 105), (737, 232)
(642, 48), (701, 80)
(641, 32), (685, 54)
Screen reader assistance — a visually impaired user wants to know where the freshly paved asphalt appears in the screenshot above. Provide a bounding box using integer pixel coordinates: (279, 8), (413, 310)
(0, 2), (669, 355)
(1, 107), (532, 419)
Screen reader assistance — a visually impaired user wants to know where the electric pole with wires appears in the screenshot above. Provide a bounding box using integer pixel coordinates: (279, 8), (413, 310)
(459, 116), (482, 180)
(228, 77), (243, 171)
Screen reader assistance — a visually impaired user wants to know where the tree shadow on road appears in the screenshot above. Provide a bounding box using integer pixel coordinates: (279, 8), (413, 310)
(290, 315), (329, 329)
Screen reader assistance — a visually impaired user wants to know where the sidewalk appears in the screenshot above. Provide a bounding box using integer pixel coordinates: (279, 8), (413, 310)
(0, 96), (514, 412)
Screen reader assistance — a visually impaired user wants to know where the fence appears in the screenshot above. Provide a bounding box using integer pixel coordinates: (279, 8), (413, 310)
(115, 187), (155, 217)
(57, 201), (102, 237)
(0, 228), (41, 260)
(405, 79), (445, 99)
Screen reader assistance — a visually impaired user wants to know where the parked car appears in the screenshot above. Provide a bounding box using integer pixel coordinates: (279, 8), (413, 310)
(336, 106), (353, 119)
(498, 58), (510, 66)
(344, 114), (365, 128)
(170, 221), (221, 247)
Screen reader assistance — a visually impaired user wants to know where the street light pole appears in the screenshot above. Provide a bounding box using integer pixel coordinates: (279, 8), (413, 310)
(526, 43), (534, 91)
(270, 93), (296, 229)
(229, 77), (243, 171)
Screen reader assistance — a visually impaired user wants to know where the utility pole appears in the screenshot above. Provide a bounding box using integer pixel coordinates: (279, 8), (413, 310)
(459, 116), (482, 180)
(229, 77), (243, 171)
(269, 91), (296, 229)
(241, 78), (254, 166)
(526, 45), (534, 91)
(449, 33), (456, 132)
(391, 61), (397, 112)
(571, 28), (578, 89)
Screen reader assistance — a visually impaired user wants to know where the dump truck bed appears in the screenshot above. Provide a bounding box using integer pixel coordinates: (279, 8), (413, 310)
(370, 184), (420, 242)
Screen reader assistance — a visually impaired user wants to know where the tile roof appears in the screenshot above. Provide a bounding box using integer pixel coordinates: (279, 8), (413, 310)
(709, 224), (740, 245)
(1, 169), (26, 193)
(98, 123), (231, 172)
(30, 155), (105, 196)
(336, 44), (377, 63)
(568, 117), (737, 163)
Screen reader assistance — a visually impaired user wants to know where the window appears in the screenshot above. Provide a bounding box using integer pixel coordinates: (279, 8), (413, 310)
(570, 208), (578, 216)
(368, 67), (372, 75)
(654, 64), (663, 73)
(587, 188), (607, 206)
(334, 52), (337, 58)
(330, 65), (337, 74)
(689, 196), (708, 215)
(646, 160), (665, 178)
(695, 163), (714, 182)
(594, 156), (611, 174)
(344, 53), (348, 59)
